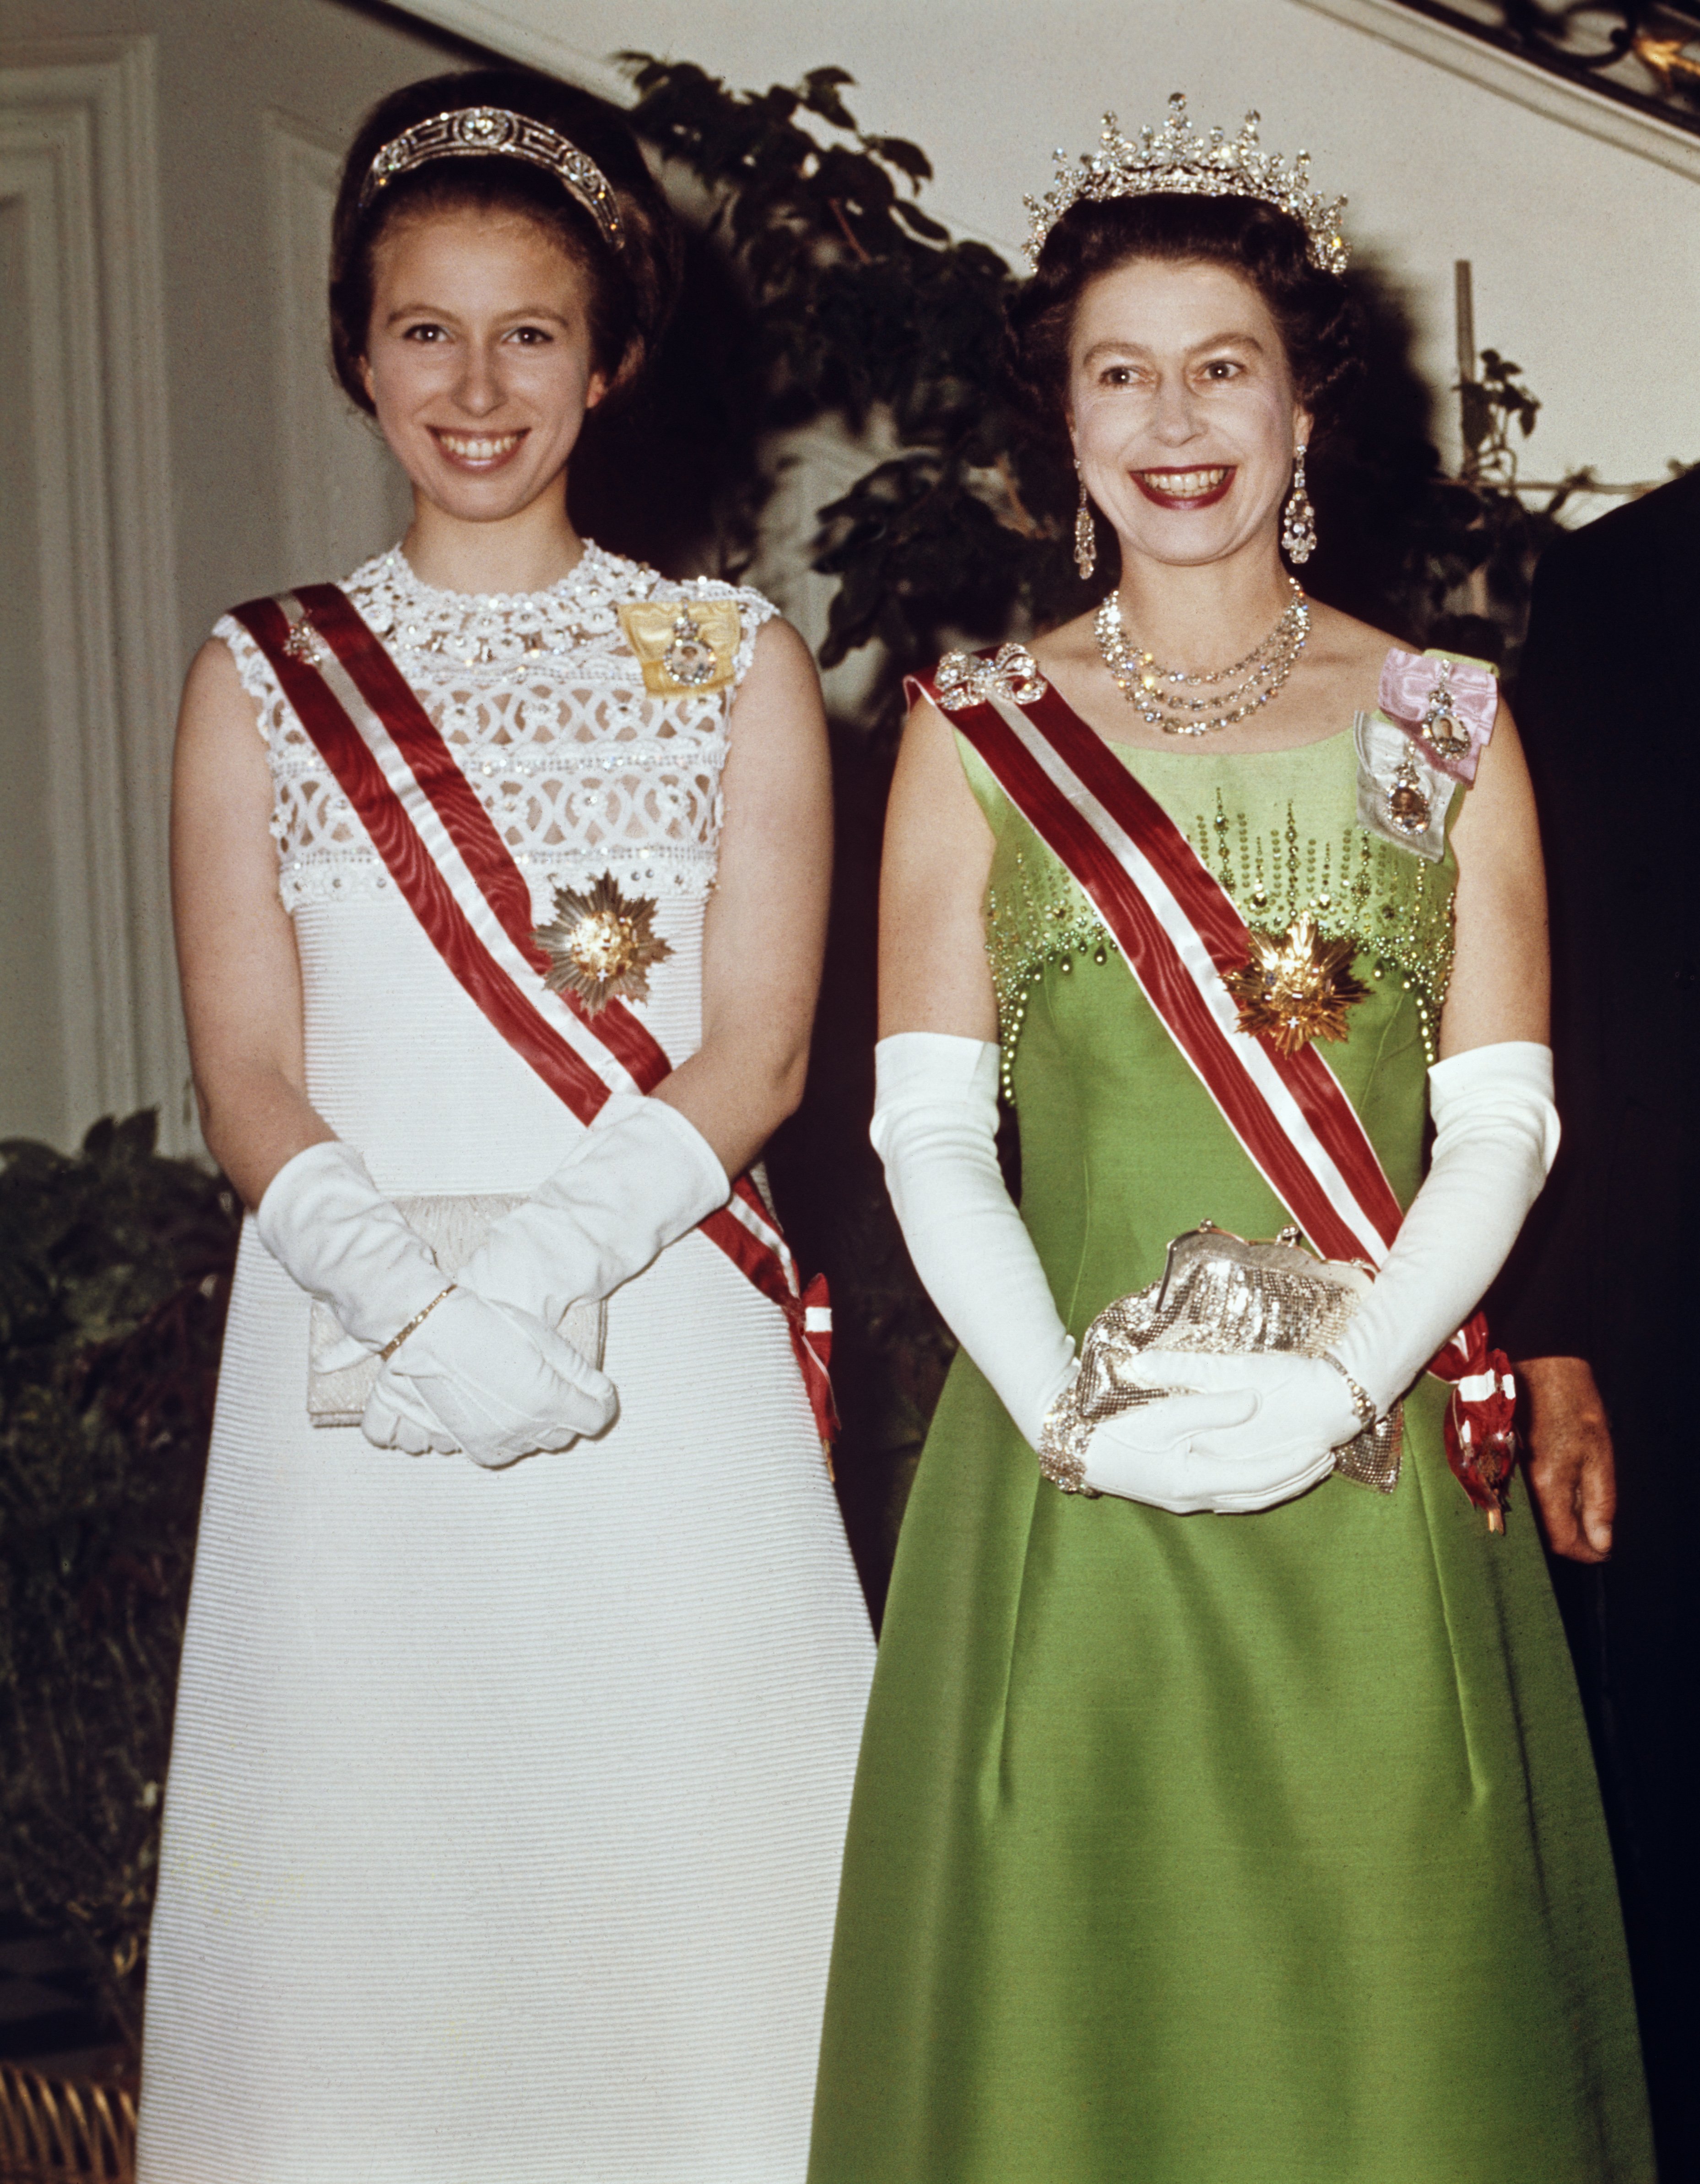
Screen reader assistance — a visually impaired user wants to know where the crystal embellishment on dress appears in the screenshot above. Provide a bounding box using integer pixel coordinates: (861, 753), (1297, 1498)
(1222, 913), (1369, 1054)
(618, 600), (741, 696)
(535, 871), (673, 1014)
(933, 644), (1049, 712)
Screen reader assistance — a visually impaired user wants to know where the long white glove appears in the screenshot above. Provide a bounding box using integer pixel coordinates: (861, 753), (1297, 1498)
(1184, 1040), (1560, 1475)
(256, 1139), (615, 1466)
(455, 1090), (730, 1325)
(872, 1033), (1316, 1513)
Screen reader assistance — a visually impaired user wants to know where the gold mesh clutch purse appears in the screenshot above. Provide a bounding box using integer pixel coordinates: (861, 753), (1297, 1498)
(1038, 1221), (1402, 1497)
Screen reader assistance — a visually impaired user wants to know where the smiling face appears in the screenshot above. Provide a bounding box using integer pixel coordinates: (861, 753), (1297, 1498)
(360, 205), (608, 526)
(1067, 256), (1310, 571)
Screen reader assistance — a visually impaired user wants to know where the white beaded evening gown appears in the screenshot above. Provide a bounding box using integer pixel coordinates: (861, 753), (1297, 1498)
(136, 546), (876, 2183)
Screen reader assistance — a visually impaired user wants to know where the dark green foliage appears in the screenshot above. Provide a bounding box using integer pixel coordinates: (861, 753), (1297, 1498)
(0, 1114), (238, 2050)
(621, 54), (1092, 731)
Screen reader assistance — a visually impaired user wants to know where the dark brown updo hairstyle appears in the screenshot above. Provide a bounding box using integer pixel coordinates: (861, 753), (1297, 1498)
(1005, 192), (1360, 441)
(329, 68), (683, 415)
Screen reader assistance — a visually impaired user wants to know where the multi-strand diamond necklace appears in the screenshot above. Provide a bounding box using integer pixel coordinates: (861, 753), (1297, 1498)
(1094, 576), (1310, 736)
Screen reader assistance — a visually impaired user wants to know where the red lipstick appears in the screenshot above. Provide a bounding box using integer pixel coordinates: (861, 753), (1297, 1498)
(1133, 465), (1236, 510)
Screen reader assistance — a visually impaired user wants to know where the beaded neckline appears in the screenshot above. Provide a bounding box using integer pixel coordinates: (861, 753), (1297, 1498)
(346, 542), (641, 668)
(356, 542), (623, 615)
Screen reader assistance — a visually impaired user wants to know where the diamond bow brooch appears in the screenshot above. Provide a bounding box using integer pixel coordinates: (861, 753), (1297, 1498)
(933, 643), (1049, 713)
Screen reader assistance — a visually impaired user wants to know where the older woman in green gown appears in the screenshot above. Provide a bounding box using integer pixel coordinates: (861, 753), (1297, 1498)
(807, 103), (1651, 2184)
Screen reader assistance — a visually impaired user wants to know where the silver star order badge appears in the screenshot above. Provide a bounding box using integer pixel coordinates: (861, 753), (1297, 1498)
(933, 643), (1049, 713)
(533, 872), (673, 1016)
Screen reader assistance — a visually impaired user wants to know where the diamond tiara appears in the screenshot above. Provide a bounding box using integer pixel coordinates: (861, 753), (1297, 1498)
(357, 106), (626, 255)
(1023, 92), (1348, 275)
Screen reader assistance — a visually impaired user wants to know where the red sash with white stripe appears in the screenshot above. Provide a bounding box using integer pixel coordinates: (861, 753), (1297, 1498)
(927, 673), (1405, 1265)
(236, 584), (836, 1445)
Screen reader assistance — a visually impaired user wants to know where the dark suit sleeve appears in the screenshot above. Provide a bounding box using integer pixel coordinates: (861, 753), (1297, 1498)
(1489, 532), (1608, 1360)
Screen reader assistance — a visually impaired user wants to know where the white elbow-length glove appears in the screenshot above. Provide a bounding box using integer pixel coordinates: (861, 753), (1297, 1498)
(1173, 1041), (1561, 1494)
(454, 1090), (731, 1326)
(873, 1033), (1323, 1515)
(256, 1139), (616, 1468)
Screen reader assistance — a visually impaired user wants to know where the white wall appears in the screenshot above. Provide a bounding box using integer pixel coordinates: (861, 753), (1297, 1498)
(403, 0), (1700, 491)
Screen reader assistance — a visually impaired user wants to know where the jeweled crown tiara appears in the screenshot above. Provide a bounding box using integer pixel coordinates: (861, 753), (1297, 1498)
(1023, 92), (1348, 275)
(357, 105), (626, 255)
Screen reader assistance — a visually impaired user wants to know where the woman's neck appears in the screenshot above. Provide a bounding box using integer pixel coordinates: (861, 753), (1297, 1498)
(401, 488), (586, 596)
(1111, 547), (1297, 670)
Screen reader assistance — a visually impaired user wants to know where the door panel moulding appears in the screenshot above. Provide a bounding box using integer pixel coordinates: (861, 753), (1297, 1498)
(1290, 0), (1700, 181)
(0, 36), (189, 1150)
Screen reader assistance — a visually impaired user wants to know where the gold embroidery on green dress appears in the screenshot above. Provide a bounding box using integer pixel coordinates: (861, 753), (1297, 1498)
(985, 789), (1455, 1101)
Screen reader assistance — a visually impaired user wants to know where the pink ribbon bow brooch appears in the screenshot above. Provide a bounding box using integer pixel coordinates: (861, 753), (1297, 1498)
(1377, 650), (1498, 783)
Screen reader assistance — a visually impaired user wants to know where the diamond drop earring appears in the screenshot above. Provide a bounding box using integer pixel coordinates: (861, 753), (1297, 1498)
(1073, 458), (1097, 581)
(1281, 444), (1317, 565)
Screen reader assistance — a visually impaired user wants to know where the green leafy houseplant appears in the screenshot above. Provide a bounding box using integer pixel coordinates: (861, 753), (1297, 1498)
(0, 1114), (238, 2052)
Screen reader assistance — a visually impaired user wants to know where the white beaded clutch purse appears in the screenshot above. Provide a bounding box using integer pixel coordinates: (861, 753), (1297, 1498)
(1037, 1221), (1403, 1496)
(308, 1194), (606, 1427)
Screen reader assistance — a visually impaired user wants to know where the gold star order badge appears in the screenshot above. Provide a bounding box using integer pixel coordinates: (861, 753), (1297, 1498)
(534, 872), (673, 1016)
(1222, 914), (1369, 1056)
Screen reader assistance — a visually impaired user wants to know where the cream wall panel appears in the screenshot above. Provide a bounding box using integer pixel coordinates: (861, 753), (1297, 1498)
(401, 0), (1700, 490)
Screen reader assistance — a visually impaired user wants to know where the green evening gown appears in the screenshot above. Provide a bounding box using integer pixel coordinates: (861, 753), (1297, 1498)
(808, 718), (1653, 2184)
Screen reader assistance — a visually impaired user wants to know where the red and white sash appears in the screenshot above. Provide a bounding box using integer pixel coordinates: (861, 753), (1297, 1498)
(925, 671), (1405, 1266)
(919, 663), (1518, 1522)
(235, 583), (836, 1446)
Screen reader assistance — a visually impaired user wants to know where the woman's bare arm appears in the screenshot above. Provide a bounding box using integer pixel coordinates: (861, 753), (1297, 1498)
(877, 697), (999, 1041)
(172, 639), (332, 1206)
(1437, 700), (1550, 1055)
(650, 618), (834, 1176)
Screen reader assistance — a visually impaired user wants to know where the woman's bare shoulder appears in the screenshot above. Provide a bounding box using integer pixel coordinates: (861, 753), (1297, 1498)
(177, 634), (268, 774)
(1301, 598), (1415, 676)
(184, 631), (249, 700)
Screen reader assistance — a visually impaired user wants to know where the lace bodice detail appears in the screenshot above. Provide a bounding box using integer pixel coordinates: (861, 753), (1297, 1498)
(216, 543), (778, 913)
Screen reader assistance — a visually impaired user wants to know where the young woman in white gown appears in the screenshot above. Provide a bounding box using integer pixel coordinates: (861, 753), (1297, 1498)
(137, 67), (874, 2183)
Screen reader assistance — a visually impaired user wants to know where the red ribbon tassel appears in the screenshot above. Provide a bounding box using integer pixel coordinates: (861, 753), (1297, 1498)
(1428, 1312), (1519, 1532)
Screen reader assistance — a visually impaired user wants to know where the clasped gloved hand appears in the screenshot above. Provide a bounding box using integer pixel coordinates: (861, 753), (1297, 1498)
(256, 1138), (614, 1468)
(1082, 1352), (1355, 1513)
